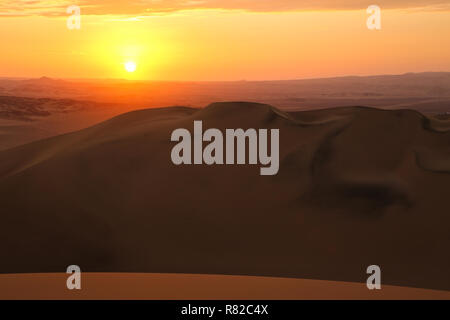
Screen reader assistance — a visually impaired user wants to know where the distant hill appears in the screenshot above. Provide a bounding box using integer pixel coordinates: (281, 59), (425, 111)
(1, 72), (450, 112)
(0, 95), (126, 150)
(2, 72), (450, 150)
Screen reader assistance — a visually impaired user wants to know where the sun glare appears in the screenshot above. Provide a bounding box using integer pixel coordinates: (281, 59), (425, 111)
(124, 61), (137, 73)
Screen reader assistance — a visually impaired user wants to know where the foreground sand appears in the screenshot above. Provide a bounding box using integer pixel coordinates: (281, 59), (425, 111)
(0, 273), (449, 300)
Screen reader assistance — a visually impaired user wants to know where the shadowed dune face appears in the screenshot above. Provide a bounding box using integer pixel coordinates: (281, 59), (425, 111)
(0, 102), (449, 291)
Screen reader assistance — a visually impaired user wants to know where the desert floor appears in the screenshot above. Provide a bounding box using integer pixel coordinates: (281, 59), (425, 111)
(0, 273), (449, 300)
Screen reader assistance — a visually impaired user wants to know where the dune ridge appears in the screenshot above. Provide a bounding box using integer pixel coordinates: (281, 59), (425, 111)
(0, 102), (449, 291)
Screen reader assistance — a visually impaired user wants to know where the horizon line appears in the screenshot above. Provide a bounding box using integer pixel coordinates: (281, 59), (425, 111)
(1, 71), (450, 83)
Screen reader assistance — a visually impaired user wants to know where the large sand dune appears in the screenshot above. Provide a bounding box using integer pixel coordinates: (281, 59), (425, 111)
(0, 102), (449, 291)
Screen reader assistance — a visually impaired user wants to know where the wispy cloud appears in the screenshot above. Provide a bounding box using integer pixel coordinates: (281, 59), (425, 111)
(1, 0), (450, 17)
(0, 0), (75, 16)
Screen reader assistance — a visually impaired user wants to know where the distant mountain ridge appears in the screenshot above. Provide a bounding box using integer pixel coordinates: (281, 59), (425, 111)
(1, 72), (450, 110)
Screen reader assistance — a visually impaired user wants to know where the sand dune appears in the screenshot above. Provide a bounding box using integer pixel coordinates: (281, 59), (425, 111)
(2, 72), (450, 151)
(1, 273), (449, 300)
(0, 102), (449, 291)
(2, 72), (450, 111)
(0, 96), (131, 151)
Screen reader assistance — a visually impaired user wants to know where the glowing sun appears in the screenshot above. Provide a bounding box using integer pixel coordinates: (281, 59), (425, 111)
(124, 61), (137, 73)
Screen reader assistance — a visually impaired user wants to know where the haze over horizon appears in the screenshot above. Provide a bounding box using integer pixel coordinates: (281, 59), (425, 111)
(2, 71), (450, 83)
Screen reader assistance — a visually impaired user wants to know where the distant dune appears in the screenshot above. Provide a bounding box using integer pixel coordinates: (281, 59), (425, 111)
(2, 72), (450, 151)
(0, 95), (130, 151)
(1, 72), (450, 110)
(0, 102), (449, 291)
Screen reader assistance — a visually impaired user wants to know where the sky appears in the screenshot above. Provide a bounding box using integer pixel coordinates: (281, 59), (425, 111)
(0, 0), (450, 81)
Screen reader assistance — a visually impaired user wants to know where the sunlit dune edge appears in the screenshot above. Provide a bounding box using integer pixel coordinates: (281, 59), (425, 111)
(0, 273), (449, 300)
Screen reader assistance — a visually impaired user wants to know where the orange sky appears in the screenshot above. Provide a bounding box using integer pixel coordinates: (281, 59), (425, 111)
(0, 1), (450, 81)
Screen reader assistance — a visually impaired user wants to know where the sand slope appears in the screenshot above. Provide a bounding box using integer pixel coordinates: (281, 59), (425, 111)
(0, 96), (130, 151)
(0, 102), (449, 291)
(1, 273), (449, 300)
